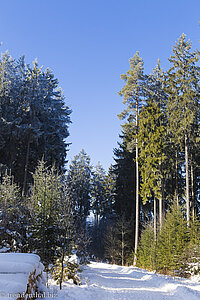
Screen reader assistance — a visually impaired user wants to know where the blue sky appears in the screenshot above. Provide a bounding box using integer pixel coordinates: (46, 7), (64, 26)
(0, 0), (200, 170)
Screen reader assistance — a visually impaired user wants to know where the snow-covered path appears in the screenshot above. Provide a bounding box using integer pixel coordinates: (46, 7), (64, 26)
(47, 262), (200, 300)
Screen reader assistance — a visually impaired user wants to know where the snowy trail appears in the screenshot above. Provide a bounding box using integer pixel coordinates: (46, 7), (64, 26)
(47, 262), (200, 300)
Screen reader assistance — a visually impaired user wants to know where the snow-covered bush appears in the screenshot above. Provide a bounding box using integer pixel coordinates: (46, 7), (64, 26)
(52, 255), (81, 287)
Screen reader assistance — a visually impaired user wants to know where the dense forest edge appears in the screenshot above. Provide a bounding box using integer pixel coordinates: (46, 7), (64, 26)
(0, 33), (200, 288)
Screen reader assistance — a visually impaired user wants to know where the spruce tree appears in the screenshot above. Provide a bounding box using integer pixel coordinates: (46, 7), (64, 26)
(0, 171), (30, 252)
(156, 203), (188, 275)
(66, 150), (92, 228)
(30, 159), (63, 267)
(138, 99), (165, 239)
(113, 133), (136, 222)
(91, 162), (107, 224)
(145, 61), (168, 228)
(137, 223), (155, 270)
(0, 54), (71, 192)
(166, 34), (200, 226)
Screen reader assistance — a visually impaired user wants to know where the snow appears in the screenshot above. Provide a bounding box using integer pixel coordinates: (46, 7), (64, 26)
(0, 253), (45, 300)
(46, 262), (200, 300)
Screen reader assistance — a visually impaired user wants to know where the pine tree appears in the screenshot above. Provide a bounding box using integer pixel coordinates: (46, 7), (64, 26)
(118, 52), (145, 264)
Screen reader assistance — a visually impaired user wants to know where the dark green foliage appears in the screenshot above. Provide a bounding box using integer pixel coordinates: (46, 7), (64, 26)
(138, 99), (165, 203)
(66, 150), (92, 227)
(137, 223), (155, 270)
(166, 34), (200, 224)
(104, 224), (121, 264)
(30, 160), (66, 267)
(104, 216), (132, 266)
(180, 218), (200, 276)
(156, 204), (188, 275)
(137, 206), (200, 277)
(113, 133), (136, 221)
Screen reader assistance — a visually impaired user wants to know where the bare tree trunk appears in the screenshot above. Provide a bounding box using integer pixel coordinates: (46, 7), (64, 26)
(159, 197), (162, 230)
(175, 150), (179, 207)
(133, 94), (139, 266)
(159, 161), (163, 230)
(60, 235), (66, 290)
(22, 137), (30, 197)
(122, 227), (124, 266)
(60, 249), (65, 290)
(185, 134), (190, 227)
(191, 154), (195, 221)
(154, 198), (157, 241)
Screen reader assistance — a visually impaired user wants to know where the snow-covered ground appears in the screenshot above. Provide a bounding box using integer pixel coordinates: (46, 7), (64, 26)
(47, 262), (200, 300)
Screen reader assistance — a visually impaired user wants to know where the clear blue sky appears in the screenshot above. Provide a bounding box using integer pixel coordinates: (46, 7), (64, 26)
(0, 0), (200, 170)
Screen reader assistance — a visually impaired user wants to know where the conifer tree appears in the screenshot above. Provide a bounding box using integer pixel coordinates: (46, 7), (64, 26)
(66, 150), (92, 228)
(156, 203), (188, 275)
(30, 159), (63, 267)
(137, 223), (155, 270)
(166, 34), (200, 226)
(118, 52), (145, 264)
(91, 162), (107, 224)
(103, 166), (116, 218)
(0, 171), (30, 252)
(0, 54), (71, 192)
(113, 133), (136, 222)
(138, 99), (165, 239)
(145, 61), (168, 228)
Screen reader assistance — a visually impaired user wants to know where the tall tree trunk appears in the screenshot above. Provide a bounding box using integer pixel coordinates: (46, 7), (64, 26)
(175, 150), (179, 207)
(154, 198), (157, 241)
(134, 95), (139, 266)
(191, 154), (195, 221)
(159, 161), (163, 230)
(121, 226), (124, 266)
(185, 134), (190, 227)
(159, 196), (162, 230)
(60, 234), (67, 290)
(22, 137), (31, 197)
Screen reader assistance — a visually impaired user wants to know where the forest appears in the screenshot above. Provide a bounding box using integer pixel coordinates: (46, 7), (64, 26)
(0, 33), (200, 287)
